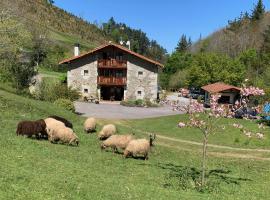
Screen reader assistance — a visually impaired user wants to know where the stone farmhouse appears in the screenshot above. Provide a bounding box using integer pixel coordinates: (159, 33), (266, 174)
(59, 43), (163, 101)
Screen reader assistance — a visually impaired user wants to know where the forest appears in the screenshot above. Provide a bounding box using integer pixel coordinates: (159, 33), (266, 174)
(161, 0), (270, 100)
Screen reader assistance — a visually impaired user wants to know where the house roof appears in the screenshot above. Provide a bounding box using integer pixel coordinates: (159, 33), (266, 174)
(59, 42), (164, 67)
(201, 82), (241, 93)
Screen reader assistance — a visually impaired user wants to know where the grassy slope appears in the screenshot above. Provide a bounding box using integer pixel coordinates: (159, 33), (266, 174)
(1, 90), (270, 200)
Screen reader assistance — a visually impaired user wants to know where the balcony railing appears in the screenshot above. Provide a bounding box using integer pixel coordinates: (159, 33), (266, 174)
(98, 59), (127, 68)
(97, 76), (127, 86)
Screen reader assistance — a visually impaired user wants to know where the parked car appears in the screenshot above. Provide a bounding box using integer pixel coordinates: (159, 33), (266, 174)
(189, 88), (205, 100)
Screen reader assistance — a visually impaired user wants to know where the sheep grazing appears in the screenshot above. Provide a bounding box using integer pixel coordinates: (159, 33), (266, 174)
(47, 126), (79, 146)
(98, 124), (116, 140)
(124, 134), (156, 160)
(101, 134), (134, 152)
(44, 118), (66, 138)
(49, 115), (73, 129)
(16, 119), (47, 139)
(84, 117), (96, 133)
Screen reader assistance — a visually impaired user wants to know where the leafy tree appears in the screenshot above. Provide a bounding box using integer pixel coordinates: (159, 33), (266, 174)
(251, 0), (265, 21)
(164, 52), (193, 75)
(261, 25), (270, 53)
(187, 53), (245, 87)
(0, 11), (36, 90)
(238, 49), (270, 86)
(102, 18), (166, 62)
(160, 52), (192, 89)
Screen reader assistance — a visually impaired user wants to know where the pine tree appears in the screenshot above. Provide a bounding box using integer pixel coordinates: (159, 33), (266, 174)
(188, 37), (192, 49)
(176, 34), (189, 53)
(251, 0), (265, 20)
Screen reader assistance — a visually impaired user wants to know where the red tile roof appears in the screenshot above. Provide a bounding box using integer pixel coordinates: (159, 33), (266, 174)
(59, 42), (164, 67)
(201, 82), (241, 93)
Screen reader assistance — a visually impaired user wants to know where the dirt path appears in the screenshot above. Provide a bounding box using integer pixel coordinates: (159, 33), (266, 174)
(116, 122), (270, 153)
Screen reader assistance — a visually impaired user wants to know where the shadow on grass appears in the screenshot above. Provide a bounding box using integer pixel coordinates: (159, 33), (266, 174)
(139, 162), (252, 192)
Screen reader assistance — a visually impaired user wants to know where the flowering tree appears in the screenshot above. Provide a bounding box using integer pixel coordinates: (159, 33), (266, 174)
(169, 85), (265, 187)
(177, 94), (226, 186)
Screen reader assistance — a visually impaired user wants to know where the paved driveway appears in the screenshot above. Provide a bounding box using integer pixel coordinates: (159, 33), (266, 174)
(75, 101), (184, 120)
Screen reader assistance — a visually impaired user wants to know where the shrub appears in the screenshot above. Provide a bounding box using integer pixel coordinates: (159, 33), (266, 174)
(120, 99), (159, 107)
(135, 99), (144, 106)
(33, 78), (80, 102)
(120, 100), (138, 107)
(54, 98), (75, 112)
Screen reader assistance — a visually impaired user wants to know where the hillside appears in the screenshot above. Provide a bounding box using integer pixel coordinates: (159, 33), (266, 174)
(1, 0), (108, 55)
(192, 12), (270, 57)
(0, 0), (166, 63)
(1, 90), (270, 199)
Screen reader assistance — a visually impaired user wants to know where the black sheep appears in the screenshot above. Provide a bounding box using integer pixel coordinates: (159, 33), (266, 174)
(16, 119), (47, 139)
(48, 115), (73, 129)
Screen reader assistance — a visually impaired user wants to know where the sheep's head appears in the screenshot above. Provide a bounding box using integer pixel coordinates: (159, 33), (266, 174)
(100, 143), (106, 150)
(73, 138), (79, 146)
(149, 133), (156, 146)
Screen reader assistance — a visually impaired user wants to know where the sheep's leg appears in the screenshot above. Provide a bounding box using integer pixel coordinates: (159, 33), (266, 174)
(144, 153), (149, 160)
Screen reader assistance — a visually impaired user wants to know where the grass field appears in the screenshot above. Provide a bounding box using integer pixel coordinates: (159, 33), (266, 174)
(1, 89), (270, 200)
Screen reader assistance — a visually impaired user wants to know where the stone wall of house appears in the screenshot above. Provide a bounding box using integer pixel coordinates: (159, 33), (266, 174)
(67, 55), (98, 98)
(126, 55), (158, 101)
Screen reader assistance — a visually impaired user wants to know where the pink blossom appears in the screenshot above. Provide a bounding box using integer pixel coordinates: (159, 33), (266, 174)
(258, 124), (265, 130)
(190, 101), (204, 113)
(241, 86), (265, 97)
(233, 123), (243, 129)
(256, 133), (264, 139)
(178, 122), (186, 128)
(180, 88), (190, 97)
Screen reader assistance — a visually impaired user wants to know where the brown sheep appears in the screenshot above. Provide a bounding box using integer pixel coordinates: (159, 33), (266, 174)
(16, 119), (47, 139)
(101, 134), (134, 153)
(124, 134), (156, 160)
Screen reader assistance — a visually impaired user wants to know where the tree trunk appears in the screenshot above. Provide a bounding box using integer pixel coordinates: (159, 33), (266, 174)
(201, 133), (208, 187)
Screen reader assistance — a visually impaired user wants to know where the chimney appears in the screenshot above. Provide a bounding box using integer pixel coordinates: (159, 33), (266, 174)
(74, 43), (80, 57)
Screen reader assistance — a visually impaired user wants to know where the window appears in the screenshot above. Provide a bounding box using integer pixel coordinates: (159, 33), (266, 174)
(138, 71), (144, 78)
(137, 91), (142, 96)
(84, 70), (89, 76)
(84, 88), (89, 93)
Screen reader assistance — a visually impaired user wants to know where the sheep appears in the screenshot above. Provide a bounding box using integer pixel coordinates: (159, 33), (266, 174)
(16, 119), (47, 139)
(47, 126), (79, 146)
(124, 134), (156, 160)
(98, 124), (116, 140)
(84, 117), (96, 133)
(44, 118), (66, 138)
(48, 115), (73, 128)
(101, 134), (134, 153)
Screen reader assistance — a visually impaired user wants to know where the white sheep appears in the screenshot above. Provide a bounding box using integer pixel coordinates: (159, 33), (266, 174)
(44, 118), (66, 138)
(84, 117), (97, 133)
(98, 124), (116, 140)
(47, 126), (79, 146)
(124, 134), (156, 160)
(101, 134), (134, 152)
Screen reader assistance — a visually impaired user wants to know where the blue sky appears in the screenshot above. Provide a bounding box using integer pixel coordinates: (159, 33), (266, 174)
(54, 0), (270, 53)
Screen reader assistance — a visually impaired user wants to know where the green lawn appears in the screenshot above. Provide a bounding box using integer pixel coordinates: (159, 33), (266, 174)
(49, 30), (97, 52)
(1, 89), (270, 200)
(38, 67), (66, 79)
(125, 115), (270, 149)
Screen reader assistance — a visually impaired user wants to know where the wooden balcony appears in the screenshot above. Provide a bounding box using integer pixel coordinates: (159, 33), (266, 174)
(97, 76), (127, 86)
(98, 59), (127, 69)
